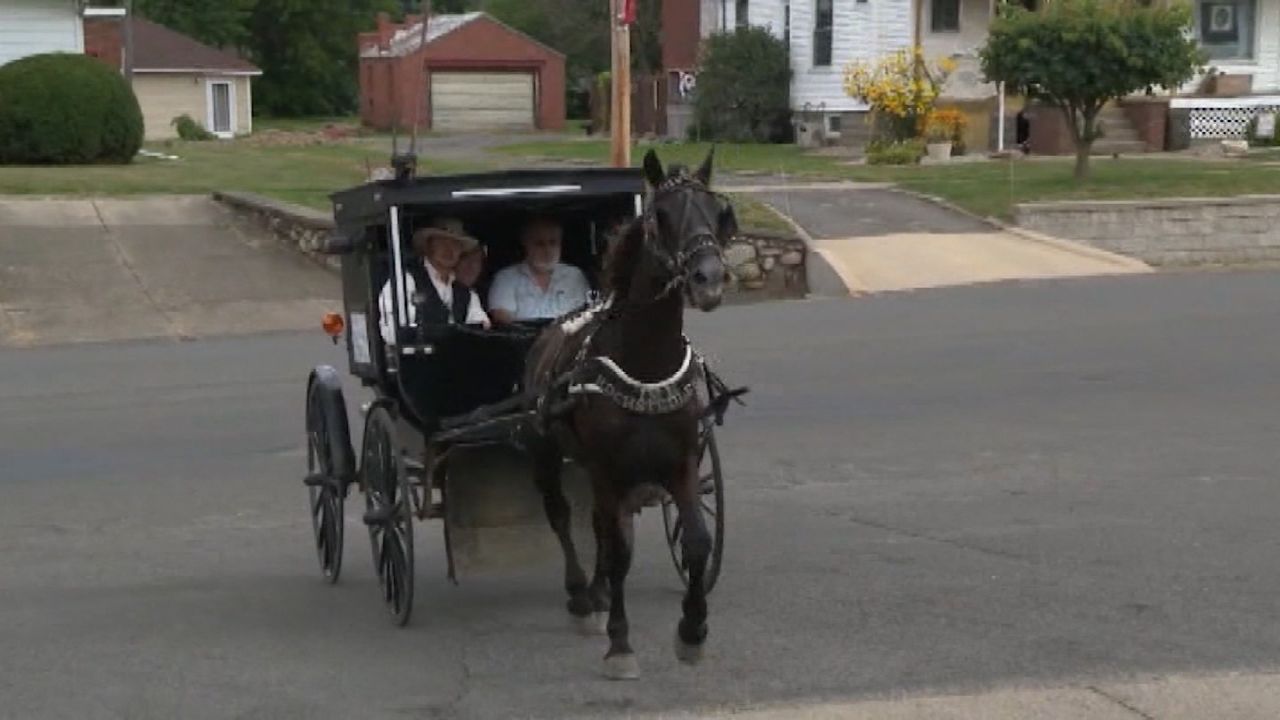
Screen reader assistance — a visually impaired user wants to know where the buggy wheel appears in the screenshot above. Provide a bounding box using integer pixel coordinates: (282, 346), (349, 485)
(305, 380), (344, 584)
(361, 406), (414, 627)
(662, 419), (725, 594)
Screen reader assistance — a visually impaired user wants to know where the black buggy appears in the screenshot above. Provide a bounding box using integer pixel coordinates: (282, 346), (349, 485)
(302, 165), (732, 626)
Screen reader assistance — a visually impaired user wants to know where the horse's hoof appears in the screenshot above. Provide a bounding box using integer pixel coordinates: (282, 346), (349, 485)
(675, 631), (705, 665)
(572, 612), (607, 636)
(602, 653), (640, 681)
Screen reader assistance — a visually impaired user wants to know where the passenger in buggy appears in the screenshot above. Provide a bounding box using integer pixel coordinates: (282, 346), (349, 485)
(377, 216), (490, 346)
(487, 216), (592, 325)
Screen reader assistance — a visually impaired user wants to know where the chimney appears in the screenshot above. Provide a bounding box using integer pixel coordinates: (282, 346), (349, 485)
(376, 11), (393, 49)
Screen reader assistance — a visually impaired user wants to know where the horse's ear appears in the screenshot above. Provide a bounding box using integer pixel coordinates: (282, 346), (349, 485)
(717, 200), (739, 242)
(695, 145), (716, 186)
(642, 149), (665, 188)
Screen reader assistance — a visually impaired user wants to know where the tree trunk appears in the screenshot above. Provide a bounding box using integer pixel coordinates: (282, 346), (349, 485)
(1074, 140), (1091, 180)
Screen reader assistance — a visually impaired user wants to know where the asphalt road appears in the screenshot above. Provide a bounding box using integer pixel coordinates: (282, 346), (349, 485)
(5, 270), (1280, 719)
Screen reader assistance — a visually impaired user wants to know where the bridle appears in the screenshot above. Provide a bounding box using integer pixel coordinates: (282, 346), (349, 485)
(639, 173), (729, 300)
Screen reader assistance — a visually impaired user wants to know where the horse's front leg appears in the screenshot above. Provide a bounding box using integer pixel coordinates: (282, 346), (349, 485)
(599, 493), (639, 680)
(531, 440), (592, 625)
(673, 453), (711, 664)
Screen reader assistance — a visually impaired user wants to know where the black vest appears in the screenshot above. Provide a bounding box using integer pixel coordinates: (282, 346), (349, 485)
(406, 263), (471, 326)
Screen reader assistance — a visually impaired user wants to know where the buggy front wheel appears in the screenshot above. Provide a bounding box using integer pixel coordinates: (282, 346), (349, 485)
(662, 419), (725, 594)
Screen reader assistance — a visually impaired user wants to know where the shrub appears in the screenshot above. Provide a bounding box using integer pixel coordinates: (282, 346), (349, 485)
(844, 48), (956, 142)
(925, 108), (968, 153)
(693, 27), (792, 143)
(0, 53), (144, 164)
(171, 114), (215, 141)
(865, 139), (924, 165)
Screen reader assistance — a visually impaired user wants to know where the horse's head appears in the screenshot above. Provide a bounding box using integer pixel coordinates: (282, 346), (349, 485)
(641, 148), (736, 312)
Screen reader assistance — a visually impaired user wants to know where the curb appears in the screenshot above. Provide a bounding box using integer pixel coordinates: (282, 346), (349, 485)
(891, 187), (1154, 272)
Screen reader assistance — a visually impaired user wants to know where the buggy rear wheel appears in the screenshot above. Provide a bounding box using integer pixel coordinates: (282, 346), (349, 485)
(662, 418), (725, 594)
(361, 406), (415, 627)
(305, 380), (345, 584)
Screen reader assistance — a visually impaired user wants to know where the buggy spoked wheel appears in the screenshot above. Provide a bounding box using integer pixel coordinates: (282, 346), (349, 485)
(305, 382), (344, 584)
(662, 418), (725, 594)
(362, 406), (414, 626)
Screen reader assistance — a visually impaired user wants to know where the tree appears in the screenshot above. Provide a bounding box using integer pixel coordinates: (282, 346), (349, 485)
(132, 0), (258, 51)
(980, 0), (1204, 179)
(248, 0), (399, 116)
(693, 27), (791, 142)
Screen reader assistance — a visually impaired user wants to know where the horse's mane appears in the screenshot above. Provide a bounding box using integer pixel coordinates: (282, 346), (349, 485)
(602, 214), (646, 298)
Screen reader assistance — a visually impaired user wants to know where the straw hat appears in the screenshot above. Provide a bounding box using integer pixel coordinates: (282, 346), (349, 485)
(412, 217), (479, 254)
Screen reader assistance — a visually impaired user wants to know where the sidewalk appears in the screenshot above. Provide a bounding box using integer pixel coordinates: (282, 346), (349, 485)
(639, 670), (1280, 719)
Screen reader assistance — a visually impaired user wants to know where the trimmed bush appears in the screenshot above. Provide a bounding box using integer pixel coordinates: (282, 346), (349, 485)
(693, 27), (792, 143)
(0, 53), (144, 164)
(865, 139), (924, 165)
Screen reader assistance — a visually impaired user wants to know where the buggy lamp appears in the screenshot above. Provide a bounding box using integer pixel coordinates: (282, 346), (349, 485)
(322, 312), (344, 343)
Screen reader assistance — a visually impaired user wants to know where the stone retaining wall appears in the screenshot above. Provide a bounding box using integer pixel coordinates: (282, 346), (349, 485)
(1014, 195), (1280, 265)
(212, 191), (808, 301)
(212, 191), (340, 271)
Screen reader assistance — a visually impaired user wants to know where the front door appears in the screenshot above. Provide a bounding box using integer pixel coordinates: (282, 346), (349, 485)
(208, 81), (234, 137)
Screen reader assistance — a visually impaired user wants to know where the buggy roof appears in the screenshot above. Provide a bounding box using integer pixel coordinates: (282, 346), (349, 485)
(330, 167), (646, 227)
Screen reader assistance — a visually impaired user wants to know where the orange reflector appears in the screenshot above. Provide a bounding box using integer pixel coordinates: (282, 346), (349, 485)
(322, 312), (344, 337)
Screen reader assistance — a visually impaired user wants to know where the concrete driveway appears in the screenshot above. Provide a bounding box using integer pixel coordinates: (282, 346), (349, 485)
(0, 196), (339, 347)
(727, 182), (1152, 295)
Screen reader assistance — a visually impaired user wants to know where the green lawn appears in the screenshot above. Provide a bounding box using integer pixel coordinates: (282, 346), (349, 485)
(0, 139), (477, 210)
(495, 140), (1280, 219)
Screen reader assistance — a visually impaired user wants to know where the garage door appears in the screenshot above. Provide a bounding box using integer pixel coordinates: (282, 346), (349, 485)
(430, 72), (535, 132)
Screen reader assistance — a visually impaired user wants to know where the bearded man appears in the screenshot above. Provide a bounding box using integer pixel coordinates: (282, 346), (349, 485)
(487, 216), (590, 324)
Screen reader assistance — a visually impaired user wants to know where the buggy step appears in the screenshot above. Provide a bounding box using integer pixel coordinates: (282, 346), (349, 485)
(363, 503), (397, 526)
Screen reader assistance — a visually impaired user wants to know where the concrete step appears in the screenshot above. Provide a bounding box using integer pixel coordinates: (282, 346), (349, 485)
(1091, 139), (1149, 155)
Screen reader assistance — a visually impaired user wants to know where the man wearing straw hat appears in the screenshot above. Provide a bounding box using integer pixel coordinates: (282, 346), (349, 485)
(378, 217), (490, 346)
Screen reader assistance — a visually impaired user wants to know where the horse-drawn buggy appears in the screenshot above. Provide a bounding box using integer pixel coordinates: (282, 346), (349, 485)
(302, 149), (746, 678)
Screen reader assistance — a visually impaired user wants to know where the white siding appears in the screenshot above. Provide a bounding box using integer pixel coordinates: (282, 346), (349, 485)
(0, 0), (83, 67)
(787, 0), (912, 112)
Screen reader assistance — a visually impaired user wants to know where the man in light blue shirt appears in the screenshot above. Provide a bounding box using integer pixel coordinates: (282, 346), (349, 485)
(488, 217), (591, 324)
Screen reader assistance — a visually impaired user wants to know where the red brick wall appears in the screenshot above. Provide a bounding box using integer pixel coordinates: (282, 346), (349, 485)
(1121, 98), (1169, 152)
(359, 15), (566, 132)
(84, 18), (123, 71)
(662, 0), (701, 70)
(1025, 102), (1075, 155)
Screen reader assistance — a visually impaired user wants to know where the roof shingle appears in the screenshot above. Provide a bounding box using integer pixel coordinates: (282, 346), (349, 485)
(132, 18), (261, 74)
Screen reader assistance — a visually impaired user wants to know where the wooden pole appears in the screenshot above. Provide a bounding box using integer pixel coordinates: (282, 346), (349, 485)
(610, 0), (632, 167)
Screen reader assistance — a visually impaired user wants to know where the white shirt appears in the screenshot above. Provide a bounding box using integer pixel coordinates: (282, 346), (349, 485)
(378, 261), (488, 345)
(488, 262), (591, 321)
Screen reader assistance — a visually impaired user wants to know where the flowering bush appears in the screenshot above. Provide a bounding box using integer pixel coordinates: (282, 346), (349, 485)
(924, 107), (967, 152)
(843, 48), (957, 141)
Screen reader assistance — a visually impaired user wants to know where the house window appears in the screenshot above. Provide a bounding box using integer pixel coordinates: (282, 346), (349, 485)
(814, 0), (834, 66)
(931, 0), (960, 32)
(1195, 0), (1256, 60)
(736, 0), (749, 28)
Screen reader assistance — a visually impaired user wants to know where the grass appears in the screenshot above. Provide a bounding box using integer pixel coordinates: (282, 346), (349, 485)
(0, 139), (478, 210)
(252, 115), (364, 133)
(494, 139), (1280, 219)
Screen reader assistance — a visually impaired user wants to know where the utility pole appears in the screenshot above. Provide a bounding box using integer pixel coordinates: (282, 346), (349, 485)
(123, 0), (134, 84)
(610, 0), (632, 168)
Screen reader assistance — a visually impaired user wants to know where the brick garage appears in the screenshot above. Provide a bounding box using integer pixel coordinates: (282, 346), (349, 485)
(358, 12), (565, 133)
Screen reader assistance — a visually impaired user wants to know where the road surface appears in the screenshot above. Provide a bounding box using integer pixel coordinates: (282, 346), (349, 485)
(5, 269), (1280, 718)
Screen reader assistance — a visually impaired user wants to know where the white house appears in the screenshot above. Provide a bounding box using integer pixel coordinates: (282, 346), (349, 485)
(695, 0), (1280, 144)
(0, 0), (83, 67)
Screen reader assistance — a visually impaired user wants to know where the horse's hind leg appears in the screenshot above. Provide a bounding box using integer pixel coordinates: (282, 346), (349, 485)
(673, 455), (711, 664)
(531, 441), (592, 624)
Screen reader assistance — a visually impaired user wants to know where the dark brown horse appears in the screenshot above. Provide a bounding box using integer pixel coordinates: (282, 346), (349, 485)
(523, 148), (736, 679)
